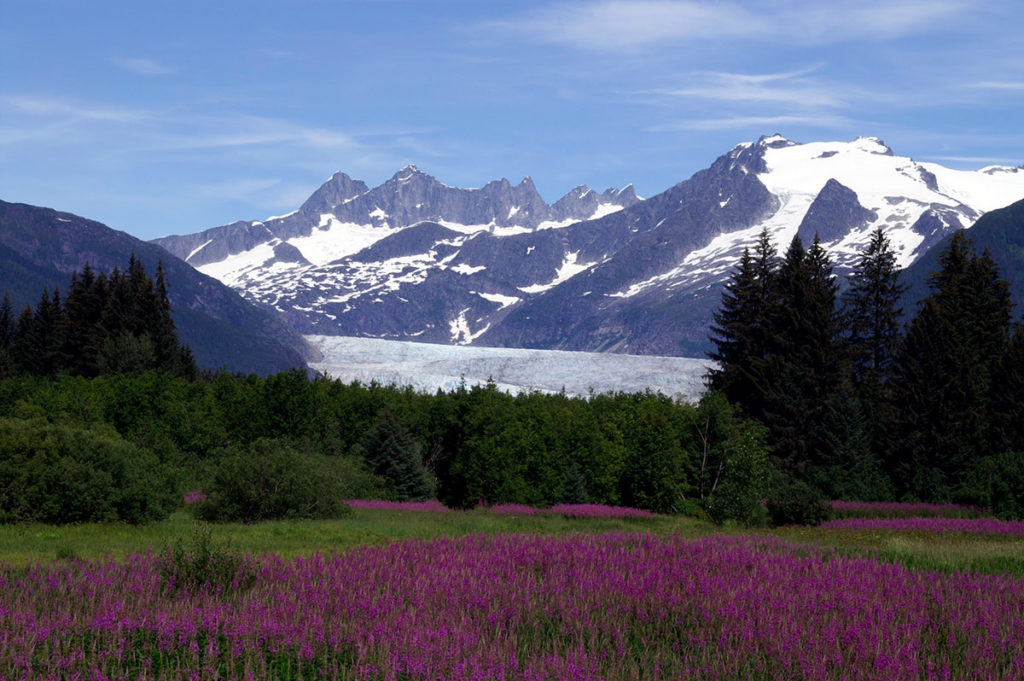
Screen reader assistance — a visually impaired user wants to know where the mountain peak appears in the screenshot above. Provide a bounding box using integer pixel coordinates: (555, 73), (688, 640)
(852, 136), (894, 156)
(300, 171), (369, 214)
(757, 133), (797, 149)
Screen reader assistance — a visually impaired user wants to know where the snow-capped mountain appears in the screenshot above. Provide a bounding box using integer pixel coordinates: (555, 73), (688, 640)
(479, 135), (1024, 354)
(153, 166), (641, 343)
(155, 137), (1024, 356)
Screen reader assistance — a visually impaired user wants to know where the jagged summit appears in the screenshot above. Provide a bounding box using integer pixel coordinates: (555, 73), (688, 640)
(757, 133), (797, 149)
(151, 136), (1024, 356)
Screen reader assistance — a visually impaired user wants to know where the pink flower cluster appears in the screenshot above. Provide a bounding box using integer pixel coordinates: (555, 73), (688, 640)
(183, 491), (207, 505)
(4, 534), (1023, 680)
(824, 516), (1024, 537)
(486, 503), (541, 516)
(830, 500), (988, 519)
(343, 499), (451, 512)
(549, 503), (658, 519)
(486, 503), (656, 518)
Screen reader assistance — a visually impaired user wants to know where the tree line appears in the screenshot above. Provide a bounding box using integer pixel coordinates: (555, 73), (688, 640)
(708, 227), (1024, 516)
(0, 256), (776, 523)
(0, 369), (778, 524)
(0, 255), (196, 380)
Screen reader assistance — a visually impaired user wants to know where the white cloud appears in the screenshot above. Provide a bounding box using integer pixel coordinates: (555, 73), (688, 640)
(1, 95), (150, 123)
(653, 66), (844, 109)
(922, 154), (1023, 165)
(492, 0), (974, 51)
(160, 114), (357, 152)
(649, 113), (853, 132)
(970, 81), (1024, 91)
(110, 57), (173, 76)
(491, 1), (765, 51)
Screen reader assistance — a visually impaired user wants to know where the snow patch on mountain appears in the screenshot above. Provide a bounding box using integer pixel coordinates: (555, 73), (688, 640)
(289, 215), (397, 266)
(519, 251), (595, 294)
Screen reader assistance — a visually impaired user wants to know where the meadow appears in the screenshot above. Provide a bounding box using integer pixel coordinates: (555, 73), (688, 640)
(3, 504), (1024, 680)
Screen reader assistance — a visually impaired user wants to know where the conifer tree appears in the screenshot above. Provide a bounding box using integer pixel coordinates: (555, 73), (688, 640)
(843, 227), (906, 385)
(707, 228), (778, 416)
(839, 227), (906, 491)
(0, 292), (12, 378)
(356, 408), (433, 501)
(761, 235), (856, 492)
(991, 323), (1024, 453)
(10, 305), (38, 375)
(891, 230), (1012, 501)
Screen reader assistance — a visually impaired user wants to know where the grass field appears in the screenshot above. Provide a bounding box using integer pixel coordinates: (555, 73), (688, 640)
(2, 506), (1023, 577)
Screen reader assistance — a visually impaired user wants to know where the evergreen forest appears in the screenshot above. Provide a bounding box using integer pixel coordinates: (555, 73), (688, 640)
(1, 235), (1023, 526)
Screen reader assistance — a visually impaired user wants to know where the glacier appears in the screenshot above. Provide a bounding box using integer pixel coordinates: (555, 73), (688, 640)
(307, 335), (713, 401)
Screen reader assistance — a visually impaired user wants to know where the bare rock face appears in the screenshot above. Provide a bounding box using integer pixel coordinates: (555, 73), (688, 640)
(797, 179), (877, 245)
(150, 136), (1024, 357)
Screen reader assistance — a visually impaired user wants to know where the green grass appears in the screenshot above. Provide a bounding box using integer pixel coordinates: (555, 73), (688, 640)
(0, 508), (706, 566)
(768, 525), (1024, 576)
(3, 508), (1023, 577)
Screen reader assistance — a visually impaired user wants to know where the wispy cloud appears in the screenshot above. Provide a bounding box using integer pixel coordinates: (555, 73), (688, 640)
(970, 81), (1024, 91)
(491, 0), (974, 52)
(489, 1), (765, 52)
(110, 57), (173, 76)
(922, 154), (1023, 165)
(652, 66), (844, 109)
(1, 94), (150, 123)
(159, 114), (357, 152)
(649, 114), (854, 132)
(789, 0), (972, 42)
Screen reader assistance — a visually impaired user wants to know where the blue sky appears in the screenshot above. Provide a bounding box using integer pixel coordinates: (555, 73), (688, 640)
(2, 0), (1022, 240)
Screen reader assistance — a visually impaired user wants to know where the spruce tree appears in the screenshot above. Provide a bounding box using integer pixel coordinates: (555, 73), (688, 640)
(840, 227), (906, 493)
(707, 228), (778, 416)
(761, 235), (856, 493)
(843, 227), (906, 385)
(0, 292), (12, 378)
(357, 408), (433, 501)
(10, 305), (38, 375)
(992, 324), (1024, 452)
(891, 230), (1012, 501)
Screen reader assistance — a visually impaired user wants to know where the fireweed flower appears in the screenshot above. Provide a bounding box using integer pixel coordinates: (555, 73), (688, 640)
(823, 516), (1024, 536)
(830, 501), (989, 519)
(2, 533), (1022, 680)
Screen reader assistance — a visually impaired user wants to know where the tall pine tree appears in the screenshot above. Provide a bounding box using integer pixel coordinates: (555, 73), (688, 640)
(891, 230), (1012, 501)
(761, 234), (848, 481)
(840, 227), (906, 495)
(0, 292), (12, 378)
(707, 228), (778, 417)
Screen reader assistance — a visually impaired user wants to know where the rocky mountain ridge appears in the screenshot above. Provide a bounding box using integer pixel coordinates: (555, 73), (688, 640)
(154, 137), (1024, 356)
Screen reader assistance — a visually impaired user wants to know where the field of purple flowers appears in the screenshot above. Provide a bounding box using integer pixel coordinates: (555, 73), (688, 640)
(3, 533), (1023, 680)
(830, 501), (989, 519)
(824, 517), (1024, 537)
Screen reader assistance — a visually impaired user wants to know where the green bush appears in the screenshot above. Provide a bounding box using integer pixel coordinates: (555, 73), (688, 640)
(196, 438), (360, 522)
(158, 526), (256, 594)
(704, 420), (771, 526)
(962, 451), (1024, 520)
(0, 417), (178, 524)
(765, 477), (831, 526)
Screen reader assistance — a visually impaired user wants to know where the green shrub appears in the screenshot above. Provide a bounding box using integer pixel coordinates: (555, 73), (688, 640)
(0, 417), (178, 524)
(704, 420), (771, 526)
(196, 438), (357, 522)
(765, 477), (831, 526)
(158, 526), (256, 594)
(962, 451), (1024, 519)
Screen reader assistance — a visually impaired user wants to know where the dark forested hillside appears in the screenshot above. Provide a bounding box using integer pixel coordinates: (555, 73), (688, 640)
(900, 197), (1024, 320)
(0, 200), (310, 374)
